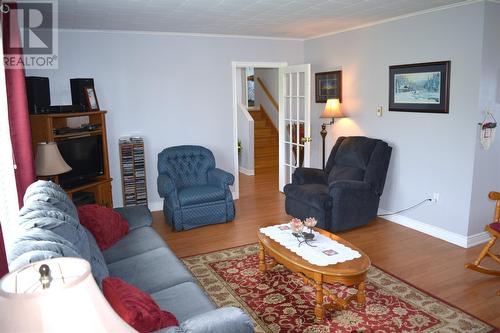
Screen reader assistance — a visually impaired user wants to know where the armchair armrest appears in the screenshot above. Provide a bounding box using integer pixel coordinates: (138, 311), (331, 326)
(179, 307), (254, 333)
(292, 168), (327, 185)
(208, 168), (234, 188)
(157, 174), (177, 198)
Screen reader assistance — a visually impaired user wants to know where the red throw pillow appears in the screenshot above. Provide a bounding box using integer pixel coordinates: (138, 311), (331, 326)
(78, 204), (129, 250)
(103, 277), (179, 333)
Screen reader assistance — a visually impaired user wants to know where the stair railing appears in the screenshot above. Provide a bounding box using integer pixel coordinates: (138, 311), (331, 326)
(256, 77), (279, 112)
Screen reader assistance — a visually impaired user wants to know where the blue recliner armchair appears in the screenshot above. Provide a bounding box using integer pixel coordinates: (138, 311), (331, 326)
(157, 145), (235, 231)
(284, 136), (392, 233)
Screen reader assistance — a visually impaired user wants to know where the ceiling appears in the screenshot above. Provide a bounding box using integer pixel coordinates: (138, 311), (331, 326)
(57, 0), (471, 39)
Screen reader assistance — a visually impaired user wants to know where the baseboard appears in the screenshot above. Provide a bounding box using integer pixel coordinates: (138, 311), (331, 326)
(148, 200), (163, 212)
(377, 208), (489, 248)
(239, 167), (255, 176)
(466, 231), (491, 248)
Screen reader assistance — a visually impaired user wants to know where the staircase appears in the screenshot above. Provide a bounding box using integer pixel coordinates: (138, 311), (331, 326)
(249, 106), (278, 171)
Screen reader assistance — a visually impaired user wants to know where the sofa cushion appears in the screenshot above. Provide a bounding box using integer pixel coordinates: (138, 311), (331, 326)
(103, 227), (167, 264)
(107, 247), (195, 294)
(177, 185), (225, 206)
(16, 215), (90, 263)
(8, 228), (81, 271)
(151, 282), (216, 323)
(114, 206), (153, 231)
(84, 228), (109, 286)
(103, 277), (179, 333)
(284, 183), (332, 210)
(78, 205), (129, 250)
(23, 181), (78, 221)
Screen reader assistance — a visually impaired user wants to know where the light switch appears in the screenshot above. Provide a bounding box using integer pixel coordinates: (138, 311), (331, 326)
(376, 106), (383, 117)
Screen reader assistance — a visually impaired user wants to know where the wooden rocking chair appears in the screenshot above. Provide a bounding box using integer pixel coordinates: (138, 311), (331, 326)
(465, 191), (500, 295)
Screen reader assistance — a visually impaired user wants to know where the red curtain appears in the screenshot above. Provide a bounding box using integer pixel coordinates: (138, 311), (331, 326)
(0, 2), (36, 277)
(3, 2), (36, 206)
(0, 226), (7, 278)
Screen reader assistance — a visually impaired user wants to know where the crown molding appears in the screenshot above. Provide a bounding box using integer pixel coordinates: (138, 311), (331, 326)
(306, 0), (484, 41)
(55, 28), (304, 42)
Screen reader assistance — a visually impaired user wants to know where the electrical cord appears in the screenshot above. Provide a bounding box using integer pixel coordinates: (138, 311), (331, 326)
(377, 198), (432, 217)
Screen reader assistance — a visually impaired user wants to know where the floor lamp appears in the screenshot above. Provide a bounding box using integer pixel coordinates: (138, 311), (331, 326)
(320, 99), (345, 169)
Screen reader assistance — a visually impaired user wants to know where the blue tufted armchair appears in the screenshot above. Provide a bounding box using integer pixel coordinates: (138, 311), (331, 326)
(157, 145), (235, 231)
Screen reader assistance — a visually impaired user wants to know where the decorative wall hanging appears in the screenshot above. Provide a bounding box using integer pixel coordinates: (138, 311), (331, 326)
(479, 110), (497, 150)
(389, 61), (450, 113)
(315, 70), (342, 103)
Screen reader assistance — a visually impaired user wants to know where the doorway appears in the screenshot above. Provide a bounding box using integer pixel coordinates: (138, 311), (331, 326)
(232, 62), (311, 200)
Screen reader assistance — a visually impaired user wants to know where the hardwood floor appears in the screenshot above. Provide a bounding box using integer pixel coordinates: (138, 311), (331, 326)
(152, 165), (500, 328)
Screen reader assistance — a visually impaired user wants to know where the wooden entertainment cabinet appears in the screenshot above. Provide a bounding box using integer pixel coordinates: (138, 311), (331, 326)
(29, 111), (113, 207)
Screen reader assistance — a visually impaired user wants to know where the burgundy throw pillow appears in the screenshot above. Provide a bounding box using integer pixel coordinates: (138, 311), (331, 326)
(77, 204), (129, 250)
(103, 277), (179, 333)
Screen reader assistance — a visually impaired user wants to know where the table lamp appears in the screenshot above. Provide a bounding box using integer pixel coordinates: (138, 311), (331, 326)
(0, 257), (136, 332)
(35, 142), (72, 180)
(320, 99), (345, 169)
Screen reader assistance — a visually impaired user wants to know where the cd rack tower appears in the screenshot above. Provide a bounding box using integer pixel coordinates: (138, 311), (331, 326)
(119, 137), (148, 206)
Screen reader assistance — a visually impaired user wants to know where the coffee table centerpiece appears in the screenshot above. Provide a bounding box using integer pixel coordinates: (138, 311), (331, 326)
(290, 217), (317, 245)
(258, 221), (371, 320)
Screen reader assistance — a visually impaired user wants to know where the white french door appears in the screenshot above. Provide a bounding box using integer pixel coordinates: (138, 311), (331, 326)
(279, 64), (311, 191)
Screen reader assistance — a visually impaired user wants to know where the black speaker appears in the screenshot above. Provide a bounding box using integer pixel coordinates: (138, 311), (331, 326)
(70, 78), (95, 107)
(25, 76), (50, 114)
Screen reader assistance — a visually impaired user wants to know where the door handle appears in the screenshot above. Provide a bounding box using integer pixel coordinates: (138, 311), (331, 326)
(300, 137), (312, 143)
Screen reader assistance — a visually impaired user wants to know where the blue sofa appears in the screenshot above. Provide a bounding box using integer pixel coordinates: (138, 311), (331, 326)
(8, 180), (253, 333)
(157, 145), (235, 231)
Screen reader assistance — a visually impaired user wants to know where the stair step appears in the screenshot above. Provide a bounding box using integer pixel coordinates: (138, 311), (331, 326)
(255, 127), (274, 137)
(254, 120), (270, 129)
(249, 111), (264, 120)
(255, 138), (278, 146)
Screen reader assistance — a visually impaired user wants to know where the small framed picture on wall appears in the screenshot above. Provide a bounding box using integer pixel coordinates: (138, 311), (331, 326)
(83, 86), (100, 111)
(315, 70), (342, 103)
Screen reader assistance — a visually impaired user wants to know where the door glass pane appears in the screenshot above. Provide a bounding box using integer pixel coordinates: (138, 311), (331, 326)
(285, 119), (292, 142)
(296, 121), (304, 146)
(285, 97), (291, 120)
(291, 95), (297, 121)
(290, 73), (297, 97)
(285, 143), (291, 165)
(285, 73), (290, 96)
(298, 72), (305, 96)
(298, 97), (305, 121)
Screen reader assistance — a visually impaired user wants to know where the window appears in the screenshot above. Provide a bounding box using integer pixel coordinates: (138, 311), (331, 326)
(0, 45), (20, 257)
(246, 67), (255, 107)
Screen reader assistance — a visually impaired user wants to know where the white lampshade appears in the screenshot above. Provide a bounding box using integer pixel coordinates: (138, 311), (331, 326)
(0, 257), (137, 333)
(320, 98), (344, 119)
(35, 142), (72, 176)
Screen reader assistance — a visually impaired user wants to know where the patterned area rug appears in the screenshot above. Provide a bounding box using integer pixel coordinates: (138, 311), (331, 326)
(182, 244), (496, 333)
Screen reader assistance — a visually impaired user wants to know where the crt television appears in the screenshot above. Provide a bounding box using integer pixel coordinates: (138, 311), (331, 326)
(58, 135), (104, 189)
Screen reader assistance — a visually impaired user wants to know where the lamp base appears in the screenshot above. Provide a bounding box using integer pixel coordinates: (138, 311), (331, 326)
(320, 119), (334, 169)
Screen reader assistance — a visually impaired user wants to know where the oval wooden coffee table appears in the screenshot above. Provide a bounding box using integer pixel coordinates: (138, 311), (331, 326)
(258, 227), (371, 321)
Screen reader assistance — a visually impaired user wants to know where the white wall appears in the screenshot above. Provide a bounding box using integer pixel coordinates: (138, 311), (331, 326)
(468, 1), (500, 235)
(254, 68), (279, 128)
(304, 3), (485, 237)
(27, 30), (303, 208)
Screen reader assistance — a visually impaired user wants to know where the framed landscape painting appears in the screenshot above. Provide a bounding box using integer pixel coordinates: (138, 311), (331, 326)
(315, 70), (342, 103)
(389, 61), (450, 113)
